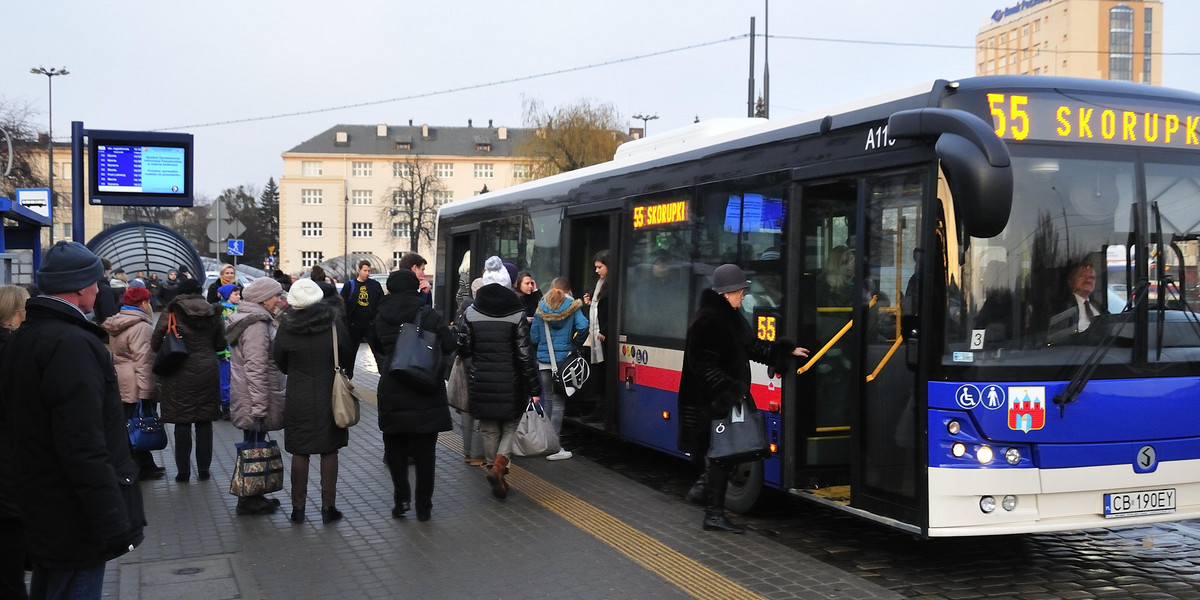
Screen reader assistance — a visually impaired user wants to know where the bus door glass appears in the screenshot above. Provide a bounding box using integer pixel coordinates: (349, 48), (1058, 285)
(620, 192), (693, 453)
(797, 179), (859, 488)
(857, 170), (924, 522)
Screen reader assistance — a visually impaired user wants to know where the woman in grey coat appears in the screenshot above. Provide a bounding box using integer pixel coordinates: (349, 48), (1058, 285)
(226, 277), (287, 516)
(273, 279), (355, 524)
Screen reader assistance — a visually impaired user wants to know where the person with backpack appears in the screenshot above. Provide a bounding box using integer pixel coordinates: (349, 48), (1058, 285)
(338, 261), (384, 350)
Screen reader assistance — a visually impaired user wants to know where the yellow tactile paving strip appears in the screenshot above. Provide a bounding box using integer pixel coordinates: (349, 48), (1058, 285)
(439, 434), (767, 600)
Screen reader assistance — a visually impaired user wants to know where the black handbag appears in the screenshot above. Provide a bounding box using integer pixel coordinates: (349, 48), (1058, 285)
(544, 322), (590, 396)
(127, 399), (168, 452)
(152, 312), (189, 375)
(706, 398), (769, 465)
(388, 306), (441, 392)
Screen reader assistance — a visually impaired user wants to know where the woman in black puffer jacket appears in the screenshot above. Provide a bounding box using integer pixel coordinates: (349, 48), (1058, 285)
(458, 256), (542, 500)
(367, 270), (456, 521)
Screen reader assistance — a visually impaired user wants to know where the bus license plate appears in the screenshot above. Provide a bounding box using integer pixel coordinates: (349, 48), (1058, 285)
(1103, 488), (1175, 518)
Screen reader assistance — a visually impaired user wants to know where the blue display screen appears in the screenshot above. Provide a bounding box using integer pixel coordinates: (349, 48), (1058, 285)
(724, 194), (784, 234)
(96, 144), (186, 194)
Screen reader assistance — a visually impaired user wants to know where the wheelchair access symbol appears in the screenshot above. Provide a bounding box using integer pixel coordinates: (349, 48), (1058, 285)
(955, 384), (981, 409)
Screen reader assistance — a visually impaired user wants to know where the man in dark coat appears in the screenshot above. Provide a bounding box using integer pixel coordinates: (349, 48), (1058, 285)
(339, 260), (385, 349)
(677, 264), (806, 534)
(458, 256), (542, 500)
(0, 241), (145, 598)
(367, 269), (456, 520)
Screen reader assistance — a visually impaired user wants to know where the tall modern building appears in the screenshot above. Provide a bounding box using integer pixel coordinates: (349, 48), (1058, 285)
(278, 121), (535, 277)
(975, 0), (1163, 84)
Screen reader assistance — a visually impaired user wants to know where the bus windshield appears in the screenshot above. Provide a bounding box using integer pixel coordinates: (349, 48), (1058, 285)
(943, 147), (1200, 373)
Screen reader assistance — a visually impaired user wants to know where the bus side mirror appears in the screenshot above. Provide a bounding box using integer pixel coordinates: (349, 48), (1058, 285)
(888, 108), (1013, 239)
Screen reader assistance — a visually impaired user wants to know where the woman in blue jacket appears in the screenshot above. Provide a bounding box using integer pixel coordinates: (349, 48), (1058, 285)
(529, 277), (589, 461)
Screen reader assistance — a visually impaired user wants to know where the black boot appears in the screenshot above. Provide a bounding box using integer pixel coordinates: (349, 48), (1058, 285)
(701, 465), (743, 533)
(685, 474), (707, 505)
(703, 509), (745, 533)
(581, 404), (605, 423)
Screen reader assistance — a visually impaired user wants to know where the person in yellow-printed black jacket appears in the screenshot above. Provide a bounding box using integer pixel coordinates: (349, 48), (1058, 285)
(338, 260), (384, 350)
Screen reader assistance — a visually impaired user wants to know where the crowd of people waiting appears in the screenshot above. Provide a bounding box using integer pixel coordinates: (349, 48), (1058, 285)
(0, 244), (610, 599)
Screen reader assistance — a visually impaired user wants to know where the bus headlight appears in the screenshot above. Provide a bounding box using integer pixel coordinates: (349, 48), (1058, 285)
(952, 442), (967, 457)
(1005, 448), (1021, 465)
(980, 495), (996, 513)
(976, 445), (994, 464)
(947, 420), (961, 435)
(1002, 495), (1018, 511)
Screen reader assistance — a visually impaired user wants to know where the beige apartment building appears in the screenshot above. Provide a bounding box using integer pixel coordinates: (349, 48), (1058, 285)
(278, 121), (535, 277)
(976, 0), (1163, 84)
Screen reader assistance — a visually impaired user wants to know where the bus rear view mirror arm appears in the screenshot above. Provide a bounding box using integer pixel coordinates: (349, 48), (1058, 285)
(888, 108), (1013, 239)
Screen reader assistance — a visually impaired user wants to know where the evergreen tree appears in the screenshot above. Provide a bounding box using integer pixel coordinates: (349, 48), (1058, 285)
(257, 177), (280, 261)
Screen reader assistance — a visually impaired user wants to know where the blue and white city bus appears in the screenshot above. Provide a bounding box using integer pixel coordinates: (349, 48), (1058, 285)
(435, 76), (1200, 536)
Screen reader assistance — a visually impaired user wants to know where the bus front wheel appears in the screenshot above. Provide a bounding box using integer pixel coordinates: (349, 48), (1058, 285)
(724, 459), (763, 514)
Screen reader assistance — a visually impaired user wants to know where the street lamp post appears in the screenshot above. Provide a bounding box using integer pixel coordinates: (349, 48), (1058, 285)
(632, 113), (659, 138)
(30, 66), (69, 244)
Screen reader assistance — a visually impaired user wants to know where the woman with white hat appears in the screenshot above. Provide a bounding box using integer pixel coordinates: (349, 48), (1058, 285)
(274, 279), (356, 524)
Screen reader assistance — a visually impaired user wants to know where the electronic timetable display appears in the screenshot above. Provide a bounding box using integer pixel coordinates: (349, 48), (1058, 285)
(88, 129), (194, 207)
(96, 144), (185, 194)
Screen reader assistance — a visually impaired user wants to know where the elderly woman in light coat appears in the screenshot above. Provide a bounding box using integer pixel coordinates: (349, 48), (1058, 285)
(104, 286), (165, 481)
(225, 276), (286, 516)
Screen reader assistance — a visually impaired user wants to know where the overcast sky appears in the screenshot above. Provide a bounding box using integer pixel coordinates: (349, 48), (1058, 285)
(9, 0), (1200, 200)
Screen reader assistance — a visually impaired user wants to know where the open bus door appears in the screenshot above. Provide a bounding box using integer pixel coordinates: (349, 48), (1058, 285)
(565, 209), (622, 430)
(794, 169), (923, 529)
(444, 229), (478, 322)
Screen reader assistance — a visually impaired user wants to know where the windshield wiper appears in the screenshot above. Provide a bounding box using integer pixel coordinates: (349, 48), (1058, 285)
(1053, 279), (1149, 417)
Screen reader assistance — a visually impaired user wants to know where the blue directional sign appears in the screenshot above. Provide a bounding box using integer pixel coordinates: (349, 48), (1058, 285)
(227, 239), (244, 256)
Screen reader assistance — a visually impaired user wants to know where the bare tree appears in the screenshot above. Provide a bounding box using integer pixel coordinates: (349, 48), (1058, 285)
(518, 97), (627, 178)
(0, 98), (48, 201)
(378, 155), (447, 254)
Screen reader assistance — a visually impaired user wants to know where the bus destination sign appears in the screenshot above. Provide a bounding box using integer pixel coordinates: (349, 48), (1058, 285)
(633, 200), (688, 229)
(986, 92), (1200, 149)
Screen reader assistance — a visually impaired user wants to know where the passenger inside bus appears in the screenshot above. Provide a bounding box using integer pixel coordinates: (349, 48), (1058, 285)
(815, 246), (854, 307)
(626, 252), (689, 339)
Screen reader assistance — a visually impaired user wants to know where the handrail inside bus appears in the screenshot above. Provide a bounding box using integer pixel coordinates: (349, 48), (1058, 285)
(866, 308), (903, 383)
(797, 296), (878, 375)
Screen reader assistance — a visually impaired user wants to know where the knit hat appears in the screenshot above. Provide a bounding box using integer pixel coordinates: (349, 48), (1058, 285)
(176, 279), (202, 296)
(316, 281), (337, 299)
(217, 283), (238, 301)
(287, 278), (322, 309)
(711, 264), (750, 294)
(38, 241), (104, 294)
(122, 287), (151, 306)
(470, 277), (485, 298)
(481, 256), (511, 287)
(242, 277), (283, 304)
(386, 269), (419, 294)
(503, 262), (518, 286)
